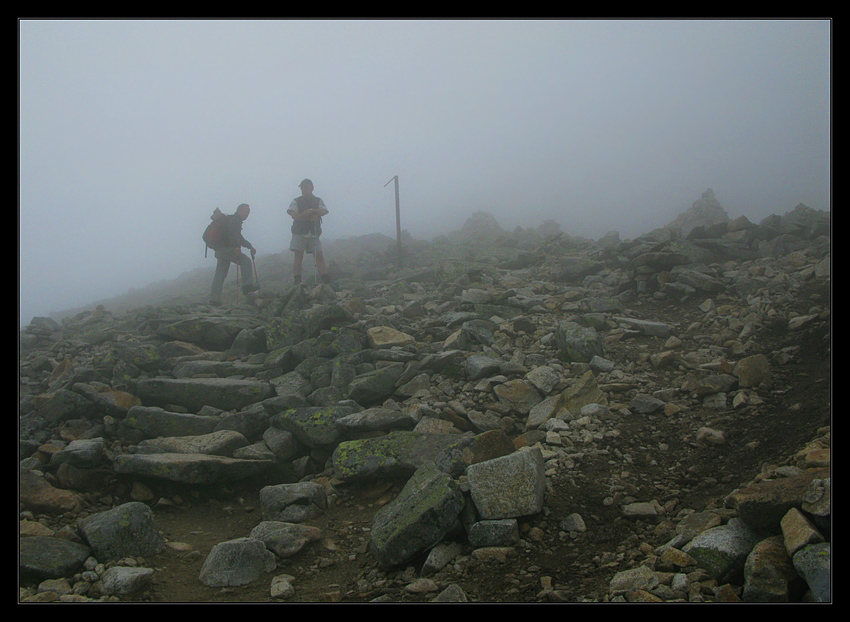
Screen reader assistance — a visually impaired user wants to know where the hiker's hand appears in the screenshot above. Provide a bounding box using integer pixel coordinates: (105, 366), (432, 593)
(250, 246), (257, 257)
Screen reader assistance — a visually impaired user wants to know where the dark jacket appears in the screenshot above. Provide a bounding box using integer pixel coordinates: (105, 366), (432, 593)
(221, 213), (252, 249)
(290, 195), (323, 236)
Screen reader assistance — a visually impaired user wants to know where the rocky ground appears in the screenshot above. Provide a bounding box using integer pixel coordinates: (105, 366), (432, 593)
(19, 192), (831, 603)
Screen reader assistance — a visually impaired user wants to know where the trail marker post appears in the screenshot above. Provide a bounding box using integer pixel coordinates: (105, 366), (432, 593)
(384, 175), (402, 268)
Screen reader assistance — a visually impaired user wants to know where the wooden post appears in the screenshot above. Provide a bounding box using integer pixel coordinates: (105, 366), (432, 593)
(384, 175), (402, 267)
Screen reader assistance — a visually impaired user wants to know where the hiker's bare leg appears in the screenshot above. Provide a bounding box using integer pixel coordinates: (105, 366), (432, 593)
(315, 251), (327, 276)
(314, 250), (331, 284)
(293, 250), (304, 283)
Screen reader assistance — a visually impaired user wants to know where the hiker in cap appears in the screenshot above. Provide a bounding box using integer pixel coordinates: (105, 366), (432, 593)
(287, 179), (330, 284)
(208, 203), (259, 305)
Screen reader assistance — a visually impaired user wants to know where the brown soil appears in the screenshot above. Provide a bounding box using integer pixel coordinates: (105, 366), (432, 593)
(121, 280), (833, 603)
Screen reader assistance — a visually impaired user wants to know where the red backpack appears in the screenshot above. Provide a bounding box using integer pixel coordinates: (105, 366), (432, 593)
(202, 208), (226, 256)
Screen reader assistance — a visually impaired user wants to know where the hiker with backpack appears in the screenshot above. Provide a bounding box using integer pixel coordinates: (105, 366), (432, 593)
(287, 178), (330, 285)
(204, 203), (259, 306)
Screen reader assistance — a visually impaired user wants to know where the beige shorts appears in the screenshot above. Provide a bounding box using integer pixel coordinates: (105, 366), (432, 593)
(290, 234), (322, 254)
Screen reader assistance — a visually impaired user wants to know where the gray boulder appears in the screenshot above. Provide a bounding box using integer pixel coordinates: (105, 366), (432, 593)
(555, 322), (605, 363)
(35, 389), (92, 424)
(269, 371), (313, 400)
(270, 402), (360, 448)
(20, 536), (91, 581)
(156, 316), (251, 350)
(465, 354), (503, 381)
(613, 316), (673, 337)
(467, 447), (546, 519)
(119, 406), (219, 441)
(467, 518), (520, 548)
(260, 482), (328, 523)
(112, 452), (275, 484)
(134, 377), (275, 412)
(49, 437), (106, 469)
(369, 464), (465, 567)
(609, 565), (660, 597)
(672, 268), (726, 293)
(19, 467), (86, 515)
(792, 542), (830, 602)
(134, 430), (249, 456)
(213, 407), (271, 443)
(70, 383), (142, 418)
(334, 407), (417, 435)
(262, 426), (303, 461)
(78, 502), (165, 562)
(250, 521), (322, 558)
(742, 535), (800, 602)
(346, 363), (405, 405)
(493, 379), (543, 415)
(97, 566), (155, 597)
(331, 431), (479, 482)
(726, 471), (827, 532)
(198, 537), (277, 587)
(683, 518), (768, 584)
(525, 365), (561, 395)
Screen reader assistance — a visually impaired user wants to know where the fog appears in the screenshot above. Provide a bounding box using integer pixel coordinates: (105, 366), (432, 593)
(19, 19), (831, 326)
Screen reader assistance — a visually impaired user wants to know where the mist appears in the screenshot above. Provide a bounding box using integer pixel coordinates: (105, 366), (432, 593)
(19, 19), (831, 326)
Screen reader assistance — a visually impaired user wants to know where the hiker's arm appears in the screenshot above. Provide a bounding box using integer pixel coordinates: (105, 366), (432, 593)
(289, 207), (323, 221)
(287, 200), (306, 220)
(238, 231), (256, 256)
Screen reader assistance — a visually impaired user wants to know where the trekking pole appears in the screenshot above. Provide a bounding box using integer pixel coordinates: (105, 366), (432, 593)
(235, 263), (240, 305)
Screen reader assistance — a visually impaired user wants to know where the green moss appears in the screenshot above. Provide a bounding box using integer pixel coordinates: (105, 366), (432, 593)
(307, 407), (337, 425)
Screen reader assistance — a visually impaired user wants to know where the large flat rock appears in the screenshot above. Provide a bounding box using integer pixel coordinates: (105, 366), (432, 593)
(135, 377), (275, 412)
(112, 452), (275, 484)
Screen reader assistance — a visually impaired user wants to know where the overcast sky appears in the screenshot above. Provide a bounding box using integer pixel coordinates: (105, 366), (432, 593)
(19, 19), (831, 325)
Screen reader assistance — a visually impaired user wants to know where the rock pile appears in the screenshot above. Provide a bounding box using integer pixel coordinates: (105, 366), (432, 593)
(605, 429), (830, 603)
(19, 192), (830, 602)
(665, 188), (731, 236)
